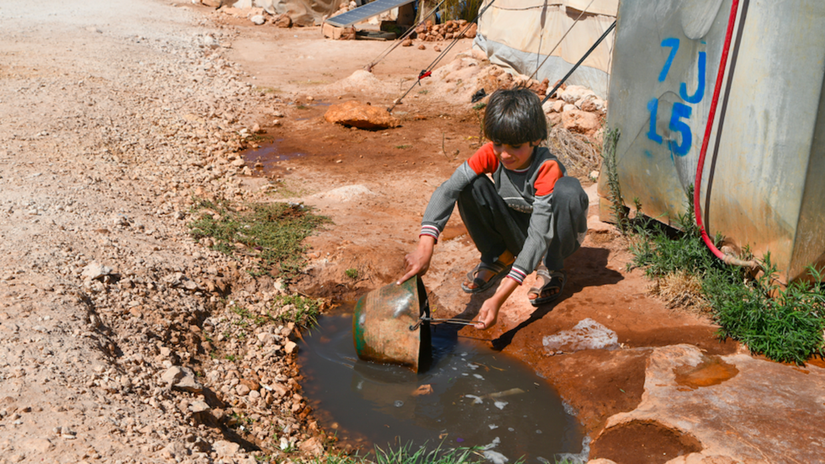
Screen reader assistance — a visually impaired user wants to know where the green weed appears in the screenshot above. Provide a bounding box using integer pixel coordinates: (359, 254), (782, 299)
(705, 256), (825, 365)
(309, 442), (487, 464)
(273, 294), (323, 328)
(188, 198), (328, 279)
(345, 268), (359, 280)
(600, 128), (627, 233)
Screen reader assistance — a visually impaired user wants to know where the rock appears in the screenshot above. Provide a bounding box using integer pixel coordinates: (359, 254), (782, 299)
(201, 0), (221, 7)
(418, 44), (426, 50)
(562, 109), (601, 135)
(562, 103), (577, 113)
(162, 442), (188, 459)
(324, 101), (400, 130)
(284, 341), (298, 354)
(236, 383), (251, 396)
(213, 440), (241, 458)
(580, 96), (606, 112)
(81, 262), (112, 280)
(240, 378), (260, 391)
(274, 14), (292, 28)
(251, 15), (266, 25)
(161, 366), (185, 385)
(299, 436), (325, 456)
(559, 84), (594, 104)
(401, 39), (413, 47)
(161, 366), (203, 393)
(189, 400), (210, 413)
(412, 384), (433, 396)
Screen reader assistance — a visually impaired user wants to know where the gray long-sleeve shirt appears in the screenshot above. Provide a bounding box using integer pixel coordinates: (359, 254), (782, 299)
(420, 142), (567, 284)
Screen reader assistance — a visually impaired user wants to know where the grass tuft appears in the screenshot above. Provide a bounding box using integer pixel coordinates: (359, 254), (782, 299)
(188, 198), (328, 279)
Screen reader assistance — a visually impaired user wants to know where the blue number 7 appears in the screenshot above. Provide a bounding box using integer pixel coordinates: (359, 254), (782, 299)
(658, 38), (680, 82)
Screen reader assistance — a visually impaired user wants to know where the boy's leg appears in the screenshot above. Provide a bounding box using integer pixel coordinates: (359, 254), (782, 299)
(457, 175), (531, 265)
(543, 176), (589, 270)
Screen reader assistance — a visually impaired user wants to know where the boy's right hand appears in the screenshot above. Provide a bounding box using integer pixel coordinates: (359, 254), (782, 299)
(396, 235), (436, 285)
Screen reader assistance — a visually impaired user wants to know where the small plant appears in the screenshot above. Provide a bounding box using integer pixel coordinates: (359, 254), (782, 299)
(345, 268), (359, 280)
(418, 89), (429, 95)
(395, 145), (412, 149)
(188, 198), (329, 278)
(225, 354), (236, 362)
(600, 128), (627, 233)
(273, 294), (323, 328)
(297, 104), (309, 110)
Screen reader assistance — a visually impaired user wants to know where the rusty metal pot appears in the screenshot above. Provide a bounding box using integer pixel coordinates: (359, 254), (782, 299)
(352, 275), (431, 372)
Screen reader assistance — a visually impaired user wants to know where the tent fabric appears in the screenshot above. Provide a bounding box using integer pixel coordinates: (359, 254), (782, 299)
(474, 0), (617, 97)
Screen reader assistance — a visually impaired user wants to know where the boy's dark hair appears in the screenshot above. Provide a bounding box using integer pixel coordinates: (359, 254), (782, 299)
(483, 88), (548, 146)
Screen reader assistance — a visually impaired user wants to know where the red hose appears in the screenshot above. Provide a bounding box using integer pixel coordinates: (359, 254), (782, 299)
(693, 0), (758, 268)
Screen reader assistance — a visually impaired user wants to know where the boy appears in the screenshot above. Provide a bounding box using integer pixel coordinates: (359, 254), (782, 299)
(396, 88), (589, 329)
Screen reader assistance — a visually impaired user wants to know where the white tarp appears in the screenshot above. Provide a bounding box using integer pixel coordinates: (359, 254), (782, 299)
(474, 0), (617, 97)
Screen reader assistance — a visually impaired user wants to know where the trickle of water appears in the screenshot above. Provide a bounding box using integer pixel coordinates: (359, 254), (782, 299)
(298, 315), (585, 463)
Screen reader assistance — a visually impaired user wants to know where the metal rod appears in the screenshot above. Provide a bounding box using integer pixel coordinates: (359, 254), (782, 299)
(409, 316), (477, 331)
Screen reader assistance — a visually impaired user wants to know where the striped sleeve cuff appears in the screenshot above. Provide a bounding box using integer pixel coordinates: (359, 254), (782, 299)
(507, 266), (528, 285)
(419, 225), (440, 242)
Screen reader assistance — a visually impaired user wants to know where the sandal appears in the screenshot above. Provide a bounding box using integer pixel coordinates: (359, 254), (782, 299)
(528, 266), (565, 306)
(461, 260), (512, 294)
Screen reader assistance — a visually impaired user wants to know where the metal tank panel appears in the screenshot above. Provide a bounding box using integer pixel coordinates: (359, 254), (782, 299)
(600, 0), (825, 282)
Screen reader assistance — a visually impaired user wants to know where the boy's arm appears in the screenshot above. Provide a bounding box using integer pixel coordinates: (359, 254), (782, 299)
(474, 277), (519, 329)
(396, 234), (436, 284)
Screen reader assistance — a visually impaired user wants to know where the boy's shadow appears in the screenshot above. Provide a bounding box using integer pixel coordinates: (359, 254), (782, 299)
(453, 246), (623, 351)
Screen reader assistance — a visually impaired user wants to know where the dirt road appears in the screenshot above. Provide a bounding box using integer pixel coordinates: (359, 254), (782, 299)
(2, 1), (825, 464)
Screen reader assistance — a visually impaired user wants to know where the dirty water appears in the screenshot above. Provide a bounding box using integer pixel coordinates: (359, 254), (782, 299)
(673, 355), (739, 390)
(298, 314), (587, 463)
(242, 139), (306, 171)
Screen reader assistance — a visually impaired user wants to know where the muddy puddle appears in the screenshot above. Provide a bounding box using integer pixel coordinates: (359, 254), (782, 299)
(298, 314), (586, 463)
(243, 139), (306, 172)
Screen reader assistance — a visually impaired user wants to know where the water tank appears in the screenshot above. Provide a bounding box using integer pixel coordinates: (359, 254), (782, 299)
(598, 0), (825, 283)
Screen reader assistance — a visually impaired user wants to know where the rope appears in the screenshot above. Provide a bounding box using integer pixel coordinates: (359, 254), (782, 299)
(387, 0), (498, 113)
(540, 19), (615, 105)
(528, 0), (596, 82)
(364, 0), (448, 73)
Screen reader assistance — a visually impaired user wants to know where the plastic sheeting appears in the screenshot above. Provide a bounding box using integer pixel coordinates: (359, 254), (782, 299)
(474, 0), (617, 97)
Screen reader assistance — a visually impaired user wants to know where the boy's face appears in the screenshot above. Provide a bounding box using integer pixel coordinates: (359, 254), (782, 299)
(492, 140), (539, 171)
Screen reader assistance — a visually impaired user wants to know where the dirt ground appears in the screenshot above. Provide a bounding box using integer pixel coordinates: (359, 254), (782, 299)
(2, 1), (824, 464)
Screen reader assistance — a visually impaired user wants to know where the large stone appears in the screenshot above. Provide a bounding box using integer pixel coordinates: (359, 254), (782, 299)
(597, 344), (825, 463)
(324, 101), (400, 130)
(562, 109), (601, 135)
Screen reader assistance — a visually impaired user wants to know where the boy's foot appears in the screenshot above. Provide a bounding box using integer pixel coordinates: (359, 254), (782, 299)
(461, 260), (512, 294)
(528, 266), (565, 307)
